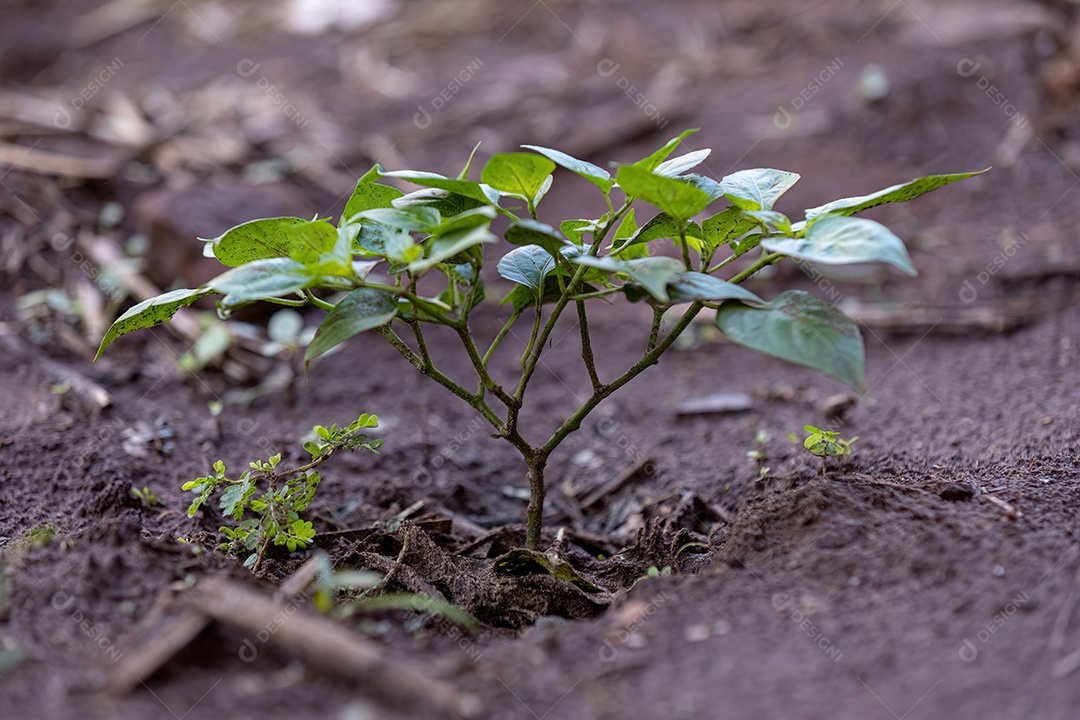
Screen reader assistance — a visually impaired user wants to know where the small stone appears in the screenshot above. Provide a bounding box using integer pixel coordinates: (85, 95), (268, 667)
(683, 624), (710, 643)
(676, 392), (756, 416)
(939, 483), (975, 502)
(993, 565), (1006, 577)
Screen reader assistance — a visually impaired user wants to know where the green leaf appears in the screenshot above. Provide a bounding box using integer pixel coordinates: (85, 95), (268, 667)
(573, 256), (685, 303)
(203, 218), (336, 268)
(353, 593), (480, 633)
(342, 181), (403, 225)
(431, 206), (497, 236)
(482, 153), (556, 209)
(505, 219), (570, 260)
(560, 219), (597, 244)
(95, 288), (212, 360)
(743, 210), (792, 234)
(666, 273), (764, 304)
(207, 258), (313, 307)
(354, 206), (441, 234)
(632, 129), (699, 172)
(408, 224), (495, 273)
(805, 169), (989, 221)
(677, 173), (726, 203)
(716, 290), (865, 392)
(497, 245), (555, 294)
(702, 207), (759, 253)
(292, 223), (355, 277)
(380, 170), (501, 207)
(305, 288), (398, 365)
(654, 148), (711, 177)
(761, 215), (916, 276)
(616, 212), (704, 253)
(521, 144), (614, 194)
(457, 141), (482, 179)
(720, 169), (800, 211)
(616, 165), (711, 221)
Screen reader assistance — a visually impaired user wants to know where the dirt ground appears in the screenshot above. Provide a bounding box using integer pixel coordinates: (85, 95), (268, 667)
(3, 0), (1080, 718)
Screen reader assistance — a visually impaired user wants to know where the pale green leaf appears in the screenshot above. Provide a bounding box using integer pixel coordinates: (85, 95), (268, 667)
(521, 144), (614, 194)
(762, 215), (916, 276)
(95, 288), (212, 360)
(805, 169), (989, 221)
(716, 290), (865, 392)
(720, 169), (801, 211)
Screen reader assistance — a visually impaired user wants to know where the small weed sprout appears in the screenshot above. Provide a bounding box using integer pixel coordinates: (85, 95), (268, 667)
(797, 424), (858, 476)
(129, 486), (162, 507)
(747, 429), (770, 481)
(96, 129), (983, 549)
(183, 414), (381, 571)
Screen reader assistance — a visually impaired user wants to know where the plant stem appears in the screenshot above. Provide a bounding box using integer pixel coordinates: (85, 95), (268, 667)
(541, 301), (704, 456)
(519, 299), (543, 371)
(678, 220), (693, 271)
(647, 305), (664, 352)
(483, 309), (521, 366)
(728, 251), (782, 284)
(524, 453), (548, 549)
(576, 301), (601, 392)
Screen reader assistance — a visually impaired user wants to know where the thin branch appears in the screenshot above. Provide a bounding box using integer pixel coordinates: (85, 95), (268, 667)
(576, 301), (601, 392)
(483, 308), (521, 366)
(646, 305), (664, 353)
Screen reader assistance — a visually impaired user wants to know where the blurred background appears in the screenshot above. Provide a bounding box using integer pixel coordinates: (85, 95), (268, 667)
(0, 0), (1076, 366)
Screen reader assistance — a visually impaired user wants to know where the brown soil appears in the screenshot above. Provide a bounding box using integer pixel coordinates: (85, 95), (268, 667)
(4, 1), (1080, 718)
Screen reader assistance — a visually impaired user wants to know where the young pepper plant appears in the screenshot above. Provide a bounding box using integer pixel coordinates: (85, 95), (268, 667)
(95, 129), (984, 550)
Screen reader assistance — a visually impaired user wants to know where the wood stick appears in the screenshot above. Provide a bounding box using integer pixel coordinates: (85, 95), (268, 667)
(0, 141), (120, 179)
(577, 457), (652, 511)
(187, 576), (473, 716)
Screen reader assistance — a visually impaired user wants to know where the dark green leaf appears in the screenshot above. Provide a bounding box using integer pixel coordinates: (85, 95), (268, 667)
(702, 207), (759, 253)
(95, 288), (212, 360)
(716, 290), (865, 392)
(560, 219), (597, 244)
(632, 129), (699, 172)
(305, 288), (397, 365)
(667, 273), (764, 304)
(481, 153), (555, 210)
(616, 212), (704, 253)
(354, 206), (441, 233)
(497, 245), (555, 294)
(805, 169), (989, 221)
(720, 169), (801, 211)
(616, 165), (711, 221)
(762, 215), (916, 276)
(521, 144), (614, 194)
(203, 217), (336, 268)
(342, 181), (403, 225)
(409, 225), (495, 273)
(505, 219), (571, 260)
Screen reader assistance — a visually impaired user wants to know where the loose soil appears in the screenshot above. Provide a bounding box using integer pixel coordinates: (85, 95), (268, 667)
(3, 1), (1080, 718)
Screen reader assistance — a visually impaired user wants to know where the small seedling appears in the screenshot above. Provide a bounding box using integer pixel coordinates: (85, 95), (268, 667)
(747, 429), (770, 481)
(797, 424), (858, 476)
(96, 129), (982, 549)
(129, 486), (162, 507)
(183, 414), (381, 571)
